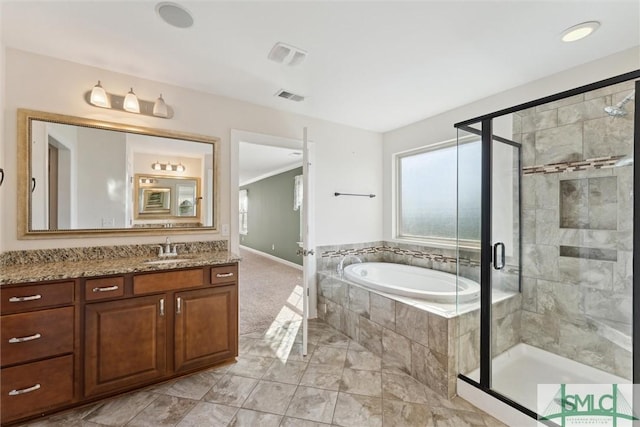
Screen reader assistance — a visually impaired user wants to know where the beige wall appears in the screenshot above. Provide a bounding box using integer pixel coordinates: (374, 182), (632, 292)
(382, 46), (640, 241)
(2, 48), (383, 251)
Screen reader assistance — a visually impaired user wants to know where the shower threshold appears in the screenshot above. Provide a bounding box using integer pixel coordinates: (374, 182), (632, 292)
(461, 343), (630, 425)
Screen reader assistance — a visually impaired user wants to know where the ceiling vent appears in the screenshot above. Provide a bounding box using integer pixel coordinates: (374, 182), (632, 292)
(268, 42), (307, 66)
(275, 89), (305, 102)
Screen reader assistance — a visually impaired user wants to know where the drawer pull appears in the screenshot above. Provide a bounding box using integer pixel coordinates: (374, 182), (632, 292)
(176, 297), (182, 314)
(9, 294), (42, 303)
(215, 272), (234, 278)
(9, 333), (42, 344)
(8, 383), (41, 396)
(92, 285), (119, 293)
(159, 298), (165, 316)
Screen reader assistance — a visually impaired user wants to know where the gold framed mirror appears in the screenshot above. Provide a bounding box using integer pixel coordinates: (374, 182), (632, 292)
(18, 109), (219, 238)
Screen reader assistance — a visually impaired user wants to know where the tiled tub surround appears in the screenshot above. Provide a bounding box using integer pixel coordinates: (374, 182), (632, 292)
(318, 242), (520, 397)
(513, 79), (635, 380)
(1, 240), (237, 285)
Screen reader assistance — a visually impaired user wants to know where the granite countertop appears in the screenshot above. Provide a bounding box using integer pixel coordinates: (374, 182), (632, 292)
(1, 251), (241, 286)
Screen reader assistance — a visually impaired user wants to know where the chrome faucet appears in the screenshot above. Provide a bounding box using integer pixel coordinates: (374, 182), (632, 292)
(157, 237), (179, 257)
(337, 255), (362, 275)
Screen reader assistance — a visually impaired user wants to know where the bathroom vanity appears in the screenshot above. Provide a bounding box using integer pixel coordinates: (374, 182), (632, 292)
(0, 255), (238, 426)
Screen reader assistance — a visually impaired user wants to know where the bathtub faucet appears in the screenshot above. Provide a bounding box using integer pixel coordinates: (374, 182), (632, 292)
(337, 255), (362, 275)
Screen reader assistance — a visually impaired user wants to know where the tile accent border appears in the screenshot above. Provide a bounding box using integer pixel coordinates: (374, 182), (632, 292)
(522, 155), (625, 175)
(321, 245), (460, 264)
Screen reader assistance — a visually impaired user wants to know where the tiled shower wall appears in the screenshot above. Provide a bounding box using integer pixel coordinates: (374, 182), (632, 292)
(514, 79), (635, 379)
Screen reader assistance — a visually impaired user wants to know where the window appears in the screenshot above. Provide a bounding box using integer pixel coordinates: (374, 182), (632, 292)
(239, 189), (248, 235)
(396, 139), (481, 243)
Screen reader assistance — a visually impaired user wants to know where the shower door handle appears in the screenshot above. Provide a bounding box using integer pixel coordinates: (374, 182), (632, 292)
(493, 242), (505, 270)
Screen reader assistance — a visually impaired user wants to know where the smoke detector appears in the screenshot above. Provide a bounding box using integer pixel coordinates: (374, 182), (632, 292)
(275, 89), (305, 102)
(268, 42), (308, 66)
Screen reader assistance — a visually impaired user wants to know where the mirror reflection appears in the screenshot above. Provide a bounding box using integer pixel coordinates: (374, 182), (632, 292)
(20, 110), (218, 236)
(135, 174), (201, 222)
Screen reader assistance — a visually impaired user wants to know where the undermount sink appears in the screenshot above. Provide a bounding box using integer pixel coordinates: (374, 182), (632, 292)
(143, 258), (193, 265)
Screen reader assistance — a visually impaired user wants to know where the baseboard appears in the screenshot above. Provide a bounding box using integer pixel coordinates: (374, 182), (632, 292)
(239, 245), (303, 270)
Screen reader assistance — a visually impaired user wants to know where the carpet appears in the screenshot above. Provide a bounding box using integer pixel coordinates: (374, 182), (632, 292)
(238, 248), (303, 335)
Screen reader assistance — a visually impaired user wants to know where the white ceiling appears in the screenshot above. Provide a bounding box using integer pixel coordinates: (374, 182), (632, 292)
(239, 142), (302, 186)
(2, 1), (639, 132)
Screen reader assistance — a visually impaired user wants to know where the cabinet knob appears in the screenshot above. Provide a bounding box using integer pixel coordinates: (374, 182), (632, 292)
(9, 333), (42, 344)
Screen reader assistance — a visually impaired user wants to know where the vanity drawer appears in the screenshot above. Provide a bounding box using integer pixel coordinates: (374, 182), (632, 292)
(1, 306), (74, 367)
(210, 265), (238, 285)
(1, 355), (74, 424)
(133, 268), (204, 295)
(85, 276), (125, 301)
(1, 281), (74, 314)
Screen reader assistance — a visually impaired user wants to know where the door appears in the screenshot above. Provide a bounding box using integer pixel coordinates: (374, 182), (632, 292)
(174, 286), (238, 372)
(84, 295), (167, 396)
(47, 144), (58, 229)
(300, 128), (316, 356)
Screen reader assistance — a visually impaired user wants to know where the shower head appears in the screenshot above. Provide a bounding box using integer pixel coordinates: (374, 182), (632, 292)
(604, 90), (635, 117)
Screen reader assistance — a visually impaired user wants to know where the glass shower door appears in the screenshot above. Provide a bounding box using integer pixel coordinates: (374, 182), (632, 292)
(488, 121), (525, 405)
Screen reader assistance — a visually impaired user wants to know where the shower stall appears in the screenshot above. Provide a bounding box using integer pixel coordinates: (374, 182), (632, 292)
(454, 72), (639, 420)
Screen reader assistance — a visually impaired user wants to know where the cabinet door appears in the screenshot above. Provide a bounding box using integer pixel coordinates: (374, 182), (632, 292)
(174, 286), (237, 372)
(84, 295), (167, 397)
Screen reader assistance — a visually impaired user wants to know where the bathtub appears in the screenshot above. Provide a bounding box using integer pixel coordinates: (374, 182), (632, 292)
(342, 262), (480, 303)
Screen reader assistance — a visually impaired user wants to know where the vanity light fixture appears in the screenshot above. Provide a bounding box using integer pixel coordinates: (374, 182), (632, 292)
(84, 82), (174, 118)
(151, 161), (186, 172)
(560, 21), (600, 42)
(123, 88), (140, 113)
(139, 177), (156, 184)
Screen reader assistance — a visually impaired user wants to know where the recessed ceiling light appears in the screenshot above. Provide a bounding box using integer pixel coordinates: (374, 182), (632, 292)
(560, 21), (600, 42)
(156, 2), (194, 29)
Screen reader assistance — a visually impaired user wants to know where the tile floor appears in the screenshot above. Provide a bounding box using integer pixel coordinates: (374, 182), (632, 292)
(19, 319), (507, 427)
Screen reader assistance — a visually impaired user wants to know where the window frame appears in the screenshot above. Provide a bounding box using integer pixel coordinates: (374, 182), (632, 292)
(394, 135), (480, 249)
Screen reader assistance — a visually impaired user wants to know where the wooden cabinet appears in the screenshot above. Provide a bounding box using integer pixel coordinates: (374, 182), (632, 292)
(84, 295), (167, 397)
(0, 281), (77, 426)
(83, 264), (238, 398)
(1, 262), (238, 425)
(174, 285), (237, 372)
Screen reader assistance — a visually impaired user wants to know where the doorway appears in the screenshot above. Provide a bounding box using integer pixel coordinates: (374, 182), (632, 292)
(231, 129), (315, 348)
